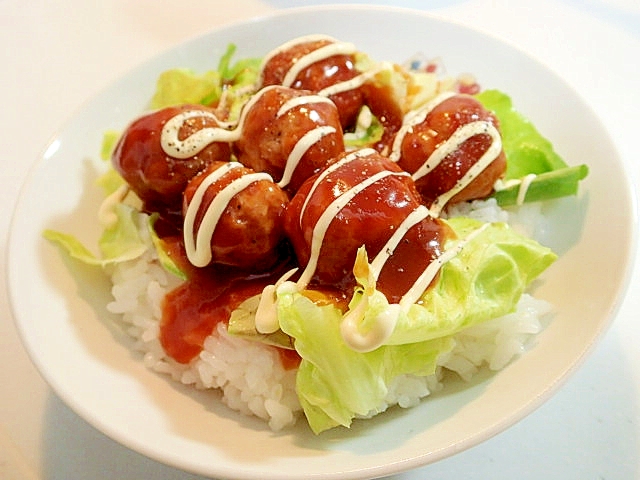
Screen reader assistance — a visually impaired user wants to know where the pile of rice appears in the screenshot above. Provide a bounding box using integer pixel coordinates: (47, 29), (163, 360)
(105, 198), (553, 432)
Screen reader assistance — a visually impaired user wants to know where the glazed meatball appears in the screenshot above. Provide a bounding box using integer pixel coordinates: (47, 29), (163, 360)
(259, 35), (365, 130)
(391, 93), (506, 212)
(234, 85), (344, 193)
(112, 105), (232, 214)
(283, 148), (453, 302)
(182, 161), (289, 271)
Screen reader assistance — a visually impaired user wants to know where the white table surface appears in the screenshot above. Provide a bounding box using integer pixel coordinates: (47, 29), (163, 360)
(1, 1), (638, 479)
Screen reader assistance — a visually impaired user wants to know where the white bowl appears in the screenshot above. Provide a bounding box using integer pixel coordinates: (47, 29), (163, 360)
(7, 5), (637, 479)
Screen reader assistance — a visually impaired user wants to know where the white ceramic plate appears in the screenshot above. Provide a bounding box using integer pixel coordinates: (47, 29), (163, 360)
(7, 5), (637, 480)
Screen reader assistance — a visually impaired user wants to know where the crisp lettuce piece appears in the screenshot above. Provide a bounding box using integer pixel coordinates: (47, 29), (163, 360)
(476, 89), (589, 206)
(384, 217), (556, 345)
(44, 157), (149, 266)
(217, 43), (261, 84)
(100, 130), (121, 161)
(476, 89), (568, 178)
(276, 218), (556, 433)
(149, 43), (260, 109)
(148, 214), (187, 281)
(343, 106), (384, 148)
(228, 294), (296, 350)
(44, 202), (148, 266)
(43, 229), (107, 266)
(492, 164), (589, 206)
(96, 166), (126, 196)
(278, 291), (452, 433)
(151, 68), (222, 109)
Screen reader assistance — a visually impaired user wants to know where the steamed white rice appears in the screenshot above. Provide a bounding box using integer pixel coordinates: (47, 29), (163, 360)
(105, 198), (553, 431)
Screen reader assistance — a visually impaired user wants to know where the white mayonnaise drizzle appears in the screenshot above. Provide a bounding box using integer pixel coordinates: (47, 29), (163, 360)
(296, 169), (411, 289)
(517, 173), (537, 205)
(369, 205), (432, 280)
(390, 91), (503, 216)
(98, 184), (130, 228)
(427, 122), (502, 216)
(161, 86), (339, 189)
(298, 148), (377, 227)
(160, 85), (282, 159)
(399, 222), (490, 309)
(161, 110), (237, 159)
(492, 173), (537, 206)
(183, 162), (272, 267)
(282, 42), (358, 87)
(255, 267), (298, 334)
(277, 125), (336, 188)
(258, 34), (338, 79)
(341, 302), (402, 353)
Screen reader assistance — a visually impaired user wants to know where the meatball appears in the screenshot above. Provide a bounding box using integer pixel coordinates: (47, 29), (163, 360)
(283, 148), (453, 303)
(182, 161), (289, 271)
(390, 93), (507, 213)
(259, 35), (365, 129)
(234, 85), (344, 193)
(112, 104), (232, 215)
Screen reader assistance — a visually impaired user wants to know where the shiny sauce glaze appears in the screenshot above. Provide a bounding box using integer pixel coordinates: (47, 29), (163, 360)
(233, 85), (345, 192)
(390, 92), (506, 214)
(110, 35), (508, 363)
(182, 160), (289, 270)
(112, 104), (232, 225)
(283, 149), (454, 303)
(259, 34), (365, 129)
(158, 235), (300, 367)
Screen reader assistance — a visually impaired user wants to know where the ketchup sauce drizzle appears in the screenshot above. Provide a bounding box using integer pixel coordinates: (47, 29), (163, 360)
(158, 235), (300, 367)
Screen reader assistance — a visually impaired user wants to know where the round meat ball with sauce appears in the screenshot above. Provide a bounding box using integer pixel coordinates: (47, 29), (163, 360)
(259, 35), (365, 130)
(182, 160), (289, 271)
(390, 93), (507, 213)
(234, 85), (345, 193)
(283, 148), (453, 303)
(112, 104), (232, 214)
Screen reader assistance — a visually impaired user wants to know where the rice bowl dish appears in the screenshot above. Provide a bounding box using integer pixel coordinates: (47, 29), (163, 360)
(8, 6), (634, 479)
(44, 33), (581, 434)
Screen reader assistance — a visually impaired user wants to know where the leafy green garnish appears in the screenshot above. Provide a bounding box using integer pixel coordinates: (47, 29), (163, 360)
(151, 68), (222, 109)
(273, 218), (556, 433)
(476, 89), (588, 206)
(44, 202), (148, 266)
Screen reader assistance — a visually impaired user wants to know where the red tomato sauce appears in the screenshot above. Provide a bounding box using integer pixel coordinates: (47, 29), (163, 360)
(157, 236), (301, 367)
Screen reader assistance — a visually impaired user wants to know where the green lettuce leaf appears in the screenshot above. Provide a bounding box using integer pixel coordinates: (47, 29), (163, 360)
(476, 89), (568, 178)
(147, 214), (188, 281)
(476, 89), (589, 206)
(385, 217), (556, 345)
(217, 43), (261, 84)
(100, 130), (121, 161)
(491, 164), (589, 206)
(151, 68), (222, 109)
(277, 291), (453, 434)
(44, 202), (148, 266)
(228, 294), (296, 350)
(343, 106), (384, 148)
(276, 218), (556, 433)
